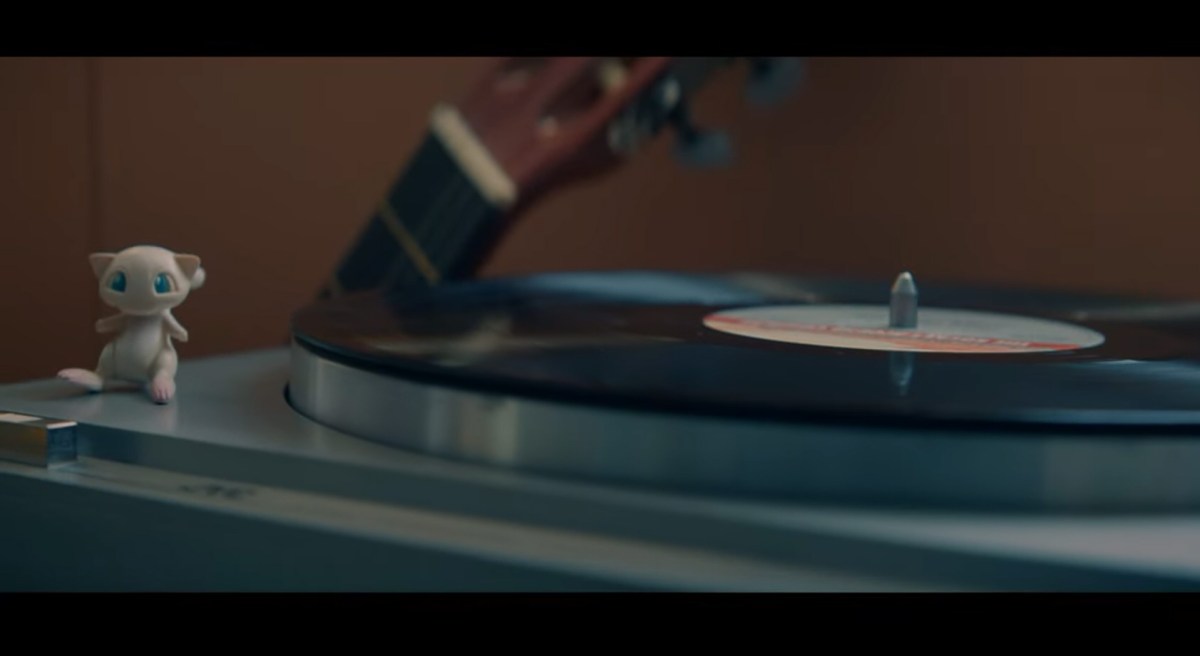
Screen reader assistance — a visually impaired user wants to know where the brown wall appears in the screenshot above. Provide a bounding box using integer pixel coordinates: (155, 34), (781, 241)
(3, 57), (1200, 383)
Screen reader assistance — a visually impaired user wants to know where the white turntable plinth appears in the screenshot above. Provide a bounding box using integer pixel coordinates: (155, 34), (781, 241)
(2, 348), (1200, 590)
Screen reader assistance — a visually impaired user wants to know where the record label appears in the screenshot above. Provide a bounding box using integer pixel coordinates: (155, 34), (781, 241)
(703, 305), (1106, 353)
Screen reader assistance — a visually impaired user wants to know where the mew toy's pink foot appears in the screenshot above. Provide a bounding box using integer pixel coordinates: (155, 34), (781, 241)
(57, 368), (103, 392)
(148, 375), (176, 404)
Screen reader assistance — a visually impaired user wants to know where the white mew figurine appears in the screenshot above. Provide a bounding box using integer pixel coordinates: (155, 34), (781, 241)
(58, 245), (205, 404)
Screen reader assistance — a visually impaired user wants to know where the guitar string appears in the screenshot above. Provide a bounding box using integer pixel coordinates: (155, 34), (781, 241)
(337, 137), (500, 295)
(373, 163), (429, 290)
(379, 168), (472, 290)
(436, 191), (491, 280)
(361, 145), (459, 291)
(329, 139), (435, 293)
(396, 167), (472, 285)
(407, 150), (462, 245)
(374, 202), (436, 287)
(421, 142), (486, 267)
(408, 163), (485, 279)
(423, 171), (479, 272)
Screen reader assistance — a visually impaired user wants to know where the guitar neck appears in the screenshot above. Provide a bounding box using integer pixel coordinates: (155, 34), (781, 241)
(322, 57), (780, 299)
(323, 106), (515, 298)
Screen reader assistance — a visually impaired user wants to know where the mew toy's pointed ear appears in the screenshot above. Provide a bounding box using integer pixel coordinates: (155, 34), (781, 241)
(174, 254), (201, 279)
(88, 253), (116, 279)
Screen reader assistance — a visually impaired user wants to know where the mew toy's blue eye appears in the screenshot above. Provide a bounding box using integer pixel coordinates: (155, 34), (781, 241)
(154, 273), (172, 294)
(109, 271), (126, 292)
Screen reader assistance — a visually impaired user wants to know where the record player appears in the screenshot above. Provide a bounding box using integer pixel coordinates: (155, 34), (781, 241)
(5, 57), (1200, 591)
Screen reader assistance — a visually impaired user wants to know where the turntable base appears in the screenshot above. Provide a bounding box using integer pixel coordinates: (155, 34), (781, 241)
(3, 349), (1200, 590)
(288, 271), (1200, 511)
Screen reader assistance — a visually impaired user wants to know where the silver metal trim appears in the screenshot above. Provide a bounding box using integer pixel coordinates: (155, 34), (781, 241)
(288, 340), (1200, 511)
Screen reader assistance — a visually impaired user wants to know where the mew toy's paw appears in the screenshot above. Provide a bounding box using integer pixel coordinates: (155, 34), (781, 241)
(57, 368), (103, 392)
(148, 375), (176, 404)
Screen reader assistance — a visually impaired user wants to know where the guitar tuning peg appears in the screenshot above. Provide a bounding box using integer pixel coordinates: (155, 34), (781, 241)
(669, 102), (734, 168)
(745, 57), (806, 106)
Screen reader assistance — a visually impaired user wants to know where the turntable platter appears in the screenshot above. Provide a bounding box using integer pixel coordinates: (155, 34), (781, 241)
(287, 271), (1200, 509)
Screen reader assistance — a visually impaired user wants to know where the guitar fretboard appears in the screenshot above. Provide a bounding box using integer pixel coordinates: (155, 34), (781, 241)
(324, 133), (503, 297)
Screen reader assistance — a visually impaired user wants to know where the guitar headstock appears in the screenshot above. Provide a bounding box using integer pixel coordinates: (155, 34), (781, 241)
(322, 57), (803, 297)
(442, 57), (803, 211)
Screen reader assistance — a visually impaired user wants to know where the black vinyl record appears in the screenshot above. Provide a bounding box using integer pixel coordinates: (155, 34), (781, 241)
(291, 271), (1200, 431)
